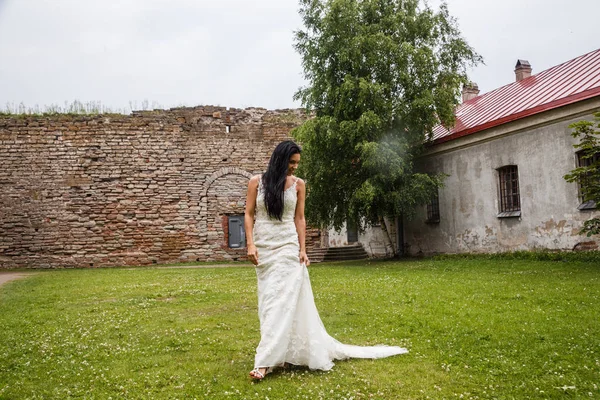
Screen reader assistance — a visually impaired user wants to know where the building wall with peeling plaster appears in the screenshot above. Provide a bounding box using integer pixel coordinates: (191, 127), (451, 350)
(328, 220), (396, 257)
(403, 102), (600, 255)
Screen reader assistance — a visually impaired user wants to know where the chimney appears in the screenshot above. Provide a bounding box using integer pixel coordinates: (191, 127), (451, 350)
(515, 59), (532, 81)
(462, 82), (480, 103)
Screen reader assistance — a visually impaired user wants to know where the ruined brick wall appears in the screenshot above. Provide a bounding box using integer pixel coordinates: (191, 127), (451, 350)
(0, 106), (322, 268)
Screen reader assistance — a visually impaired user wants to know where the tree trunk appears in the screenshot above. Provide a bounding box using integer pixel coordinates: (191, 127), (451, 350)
(380, 217), (397, 257)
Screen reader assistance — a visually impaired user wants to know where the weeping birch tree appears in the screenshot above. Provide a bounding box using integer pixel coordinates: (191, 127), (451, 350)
(292, 0), (481, 237)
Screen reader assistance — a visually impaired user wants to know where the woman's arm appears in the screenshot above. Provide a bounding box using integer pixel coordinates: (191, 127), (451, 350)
(245, 176), (260, 265)
(294, 179), (310, 266)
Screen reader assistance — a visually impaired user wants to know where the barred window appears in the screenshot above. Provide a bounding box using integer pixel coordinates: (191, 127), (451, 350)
(426, 191), (440, 223)
(576, 150), (600, 210)
(497, 165), (521, 217)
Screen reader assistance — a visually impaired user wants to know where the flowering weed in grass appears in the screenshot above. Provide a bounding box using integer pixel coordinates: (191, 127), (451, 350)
(0, 258), (599, 399)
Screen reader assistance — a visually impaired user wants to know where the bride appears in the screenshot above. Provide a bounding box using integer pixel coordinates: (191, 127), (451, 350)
(244, 140), (407, 380)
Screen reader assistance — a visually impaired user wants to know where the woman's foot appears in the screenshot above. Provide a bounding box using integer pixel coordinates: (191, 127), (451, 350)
(249, 367), (269, 380)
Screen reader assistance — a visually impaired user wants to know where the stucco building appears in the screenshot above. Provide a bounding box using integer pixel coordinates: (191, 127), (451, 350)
(403, 48), (600, 255)
(333, 48), (600, 256)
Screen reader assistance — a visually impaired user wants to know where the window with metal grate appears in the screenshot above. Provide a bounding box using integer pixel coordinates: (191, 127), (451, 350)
(426, 190), (440, 223)
(576, 150), (599, 210)
(497, 165), (521, 218)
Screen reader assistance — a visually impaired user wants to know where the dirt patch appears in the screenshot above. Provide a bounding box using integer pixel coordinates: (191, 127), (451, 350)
(0, 273), (32, 288)
(122, 263), (250, 270)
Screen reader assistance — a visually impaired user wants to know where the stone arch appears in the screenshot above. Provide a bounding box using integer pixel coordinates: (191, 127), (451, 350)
(201, 167), (253, 197)
(199, 167), (253, 244)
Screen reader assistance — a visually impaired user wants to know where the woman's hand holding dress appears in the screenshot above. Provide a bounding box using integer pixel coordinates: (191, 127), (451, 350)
(248, 244), (259, 265)
(299, 251), (310, 266)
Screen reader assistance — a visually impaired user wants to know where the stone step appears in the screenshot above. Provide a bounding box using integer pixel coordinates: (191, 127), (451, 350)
(323, 253), (368, 261)
(308, 246), (364, 255)
(324, 248), (365, 254)
(308, 244), (369, 263)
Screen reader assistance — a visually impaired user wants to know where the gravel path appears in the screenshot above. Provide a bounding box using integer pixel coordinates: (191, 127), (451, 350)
(0, 272), (32, 288)
(0, 263), (251, 289)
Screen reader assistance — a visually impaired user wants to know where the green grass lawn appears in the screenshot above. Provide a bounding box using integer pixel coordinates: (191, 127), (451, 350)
(1, 258), (599, 399)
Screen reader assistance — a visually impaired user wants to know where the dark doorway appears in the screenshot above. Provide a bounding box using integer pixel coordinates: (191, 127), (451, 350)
(347, 220), (358, 243)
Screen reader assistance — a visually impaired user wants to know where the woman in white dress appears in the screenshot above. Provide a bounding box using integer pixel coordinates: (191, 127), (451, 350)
(244, 140), (407, 380)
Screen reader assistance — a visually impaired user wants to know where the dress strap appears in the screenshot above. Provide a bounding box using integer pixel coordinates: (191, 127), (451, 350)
(256, 175), (264, 194)
(289, 177), (300, 191)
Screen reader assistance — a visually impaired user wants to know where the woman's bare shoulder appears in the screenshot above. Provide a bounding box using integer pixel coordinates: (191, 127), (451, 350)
(248, 175), (261, 188)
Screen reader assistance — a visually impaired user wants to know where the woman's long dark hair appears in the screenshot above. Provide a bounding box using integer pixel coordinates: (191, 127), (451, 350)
(262, 140), (302, 220)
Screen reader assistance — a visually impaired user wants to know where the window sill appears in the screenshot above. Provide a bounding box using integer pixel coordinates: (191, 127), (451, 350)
(425, 219), (440, 224)
(497, 211), (521, 218)
(578, 200), (597, 211)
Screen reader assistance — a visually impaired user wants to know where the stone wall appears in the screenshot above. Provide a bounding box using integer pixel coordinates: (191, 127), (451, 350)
(0, 106), (322, 268)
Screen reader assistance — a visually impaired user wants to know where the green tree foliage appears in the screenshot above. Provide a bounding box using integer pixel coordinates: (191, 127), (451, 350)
(292, 0), (481, 230)
(563, 112), (600, 236)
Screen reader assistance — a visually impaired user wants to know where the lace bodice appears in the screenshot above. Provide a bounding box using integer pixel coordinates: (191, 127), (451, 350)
(256, 178), (298, 223)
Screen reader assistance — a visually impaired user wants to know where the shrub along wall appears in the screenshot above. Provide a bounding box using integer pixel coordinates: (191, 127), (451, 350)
(0, 106), (321, 268)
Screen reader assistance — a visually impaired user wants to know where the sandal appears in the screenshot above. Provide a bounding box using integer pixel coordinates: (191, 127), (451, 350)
(249, 367), (270, 380)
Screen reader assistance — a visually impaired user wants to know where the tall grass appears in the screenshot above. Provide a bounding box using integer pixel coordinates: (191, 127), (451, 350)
(1, 100), (165, 116)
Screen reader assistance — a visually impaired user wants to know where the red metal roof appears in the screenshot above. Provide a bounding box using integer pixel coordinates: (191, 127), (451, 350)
(431, 48), (600, 144)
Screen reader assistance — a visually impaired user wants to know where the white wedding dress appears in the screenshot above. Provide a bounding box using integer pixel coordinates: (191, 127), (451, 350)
(253, 177), (408, 371)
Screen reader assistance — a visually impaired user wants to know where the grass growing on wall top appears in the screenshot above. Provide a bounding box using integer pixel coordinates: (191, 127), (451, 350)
(1, 99), (165, 116)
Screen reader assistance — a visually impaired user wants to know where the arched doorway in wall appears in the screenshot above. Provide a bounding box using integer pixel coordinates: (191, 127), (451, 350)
(200, 167), (253, 259)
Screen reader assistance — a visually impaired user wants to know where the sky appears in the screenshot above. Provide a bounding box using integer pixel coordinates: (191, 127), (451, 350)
(0, 0), (598, 113)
